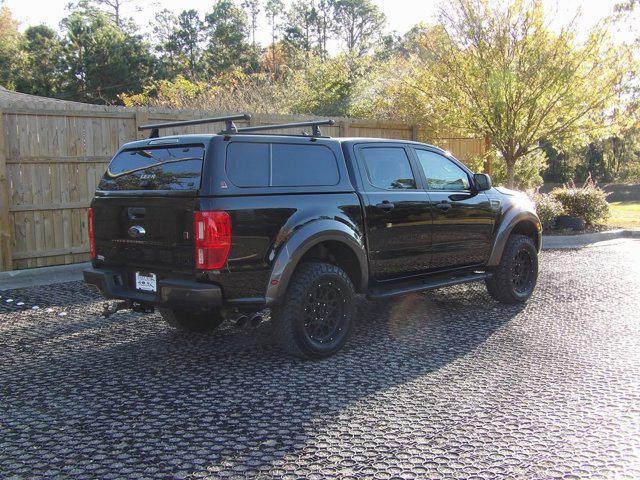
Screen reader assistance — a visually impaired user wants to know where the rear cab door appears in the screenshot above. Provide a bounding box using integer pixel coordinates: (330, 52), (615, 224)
(351, 142), (433, 281)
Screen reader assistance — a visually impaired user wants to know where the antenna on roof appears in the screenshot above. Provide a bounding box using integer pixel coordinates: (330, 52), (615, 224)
(236, 119), (335, 137)
(138, 113), (252, 139)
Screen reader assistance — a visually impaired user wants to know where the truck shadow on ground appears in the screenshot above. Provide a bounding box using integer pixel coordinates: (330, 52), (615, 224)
(0, 282), (524, 477)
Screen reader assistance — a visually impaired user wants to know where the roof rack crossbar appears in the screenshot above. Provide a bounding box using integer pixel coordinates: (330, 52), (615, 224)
(236, 119), (335, 137)
(138, 113), (251, 138)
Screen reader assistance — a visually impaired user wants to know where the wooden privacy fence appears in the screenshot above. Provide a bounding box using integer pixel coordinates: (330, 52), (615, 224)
(0, 97), (487, 271)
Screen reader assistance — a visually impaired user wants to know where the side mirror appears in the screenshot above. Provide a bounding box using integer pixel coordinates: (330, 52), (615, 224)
(473, 173), (492, 192)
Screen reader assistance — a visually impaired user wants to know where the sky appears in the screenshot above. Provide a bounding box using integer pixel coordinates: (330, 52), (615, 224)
(3, 0), (639, 45)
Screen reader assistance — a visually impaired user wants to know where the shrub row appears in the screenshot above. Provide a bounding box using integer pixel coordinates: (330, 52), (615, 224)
(533, 179), (610, 228)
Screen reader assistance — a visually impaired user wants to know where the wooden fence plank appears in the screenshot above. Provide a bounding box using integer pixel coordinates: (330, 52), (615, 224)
(0, 109), (13, 270)
(134, 111), (148, 141)
(10, 202), (89, 212)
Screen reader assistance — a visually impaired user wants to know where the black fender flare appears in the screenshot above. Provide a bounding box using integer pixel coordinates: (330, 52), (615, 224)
(265, 219), (368, 306)
(487, 210), (542, 267)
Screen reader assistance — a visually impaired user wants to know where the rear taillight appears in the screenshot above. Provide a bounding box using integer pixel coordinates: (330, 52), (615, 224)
(88, 207), (96, 259)
(194, 211), (231, 270)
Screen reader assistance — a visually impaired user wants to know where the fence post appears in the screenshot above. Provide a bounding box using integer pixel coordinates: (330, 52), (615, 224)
(339, 120), (348, 137)
(0, 108), (13, 271)
(412, 125), (419, 141)
(483, 137), (493, 176)
(134, 110), (149, 141)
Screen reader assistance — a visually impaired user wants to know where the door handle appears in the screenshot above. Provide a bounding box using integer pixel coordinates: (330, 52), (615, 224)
(128, 207), (146, 220)
(375, 201), (395, 212)
(435, 201), (451, 211)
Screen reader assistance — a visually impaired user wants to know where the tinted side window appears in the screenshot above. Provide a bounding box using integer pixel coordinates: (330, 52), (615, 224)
(361, 147), (416, 190)
(415, 149), (470, 191)
(226, 142), (339, 187)
(272, 144), (339, 186)
(226, 143), (270, 187)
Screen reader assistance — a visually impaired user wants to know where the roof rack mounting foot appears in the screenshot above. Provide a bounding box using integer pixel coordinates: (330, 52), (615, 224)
(225, 119), (238, 134)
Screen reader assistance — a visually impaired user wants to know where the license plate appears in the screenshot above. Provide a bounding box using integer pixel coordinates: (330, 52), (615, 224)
(135, 272), (157, 292)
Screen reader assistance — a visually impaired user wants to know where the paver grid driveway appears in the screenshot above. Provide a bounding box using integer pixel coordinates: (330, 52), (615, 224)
(1, 240), (639, 479)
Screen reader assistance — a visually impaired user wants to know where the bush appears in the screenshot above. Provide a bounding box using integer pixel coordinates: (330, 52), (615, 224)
(532, 193), (564, 228)
(550, 177), (610, 225)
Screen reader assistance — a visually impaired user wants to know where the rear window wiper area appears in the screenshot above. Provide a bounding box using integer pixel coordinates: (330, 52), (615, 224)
(106, 156), (203, 179)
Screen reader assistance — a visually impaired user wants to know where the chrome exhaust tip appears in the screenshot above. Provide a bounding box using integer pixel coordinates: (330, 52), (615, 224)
(235, 315), (249, 329)
(250, 313), (263, 328)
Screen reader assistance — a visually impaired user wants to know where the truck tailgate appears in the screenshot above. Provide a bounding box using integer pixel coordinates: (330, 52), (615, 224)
(93, 196), (196, 273)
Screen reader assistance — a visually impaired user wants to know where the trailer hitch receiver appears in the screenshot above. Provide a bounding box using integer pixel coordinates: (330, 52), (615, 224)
(102, 300), (154, 318)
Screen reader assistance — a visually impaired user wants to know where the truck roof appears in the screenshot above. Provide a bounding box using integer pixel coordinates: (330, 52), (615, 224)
(118, 133), (450, 157)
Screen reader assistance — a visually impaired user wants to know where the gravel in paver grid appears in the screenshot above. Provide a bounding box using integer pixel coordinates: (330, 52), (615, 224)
(1, 239), (639, 479)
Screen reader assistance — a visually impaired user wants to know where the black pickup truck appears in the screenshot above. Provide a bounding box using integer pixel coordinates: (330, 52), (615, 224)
(84, 114), (542, 359)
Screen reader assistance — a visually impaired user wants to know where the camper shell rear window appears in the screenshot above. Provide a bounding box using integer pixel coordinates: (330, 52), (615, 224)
(99, 145), (205, 191)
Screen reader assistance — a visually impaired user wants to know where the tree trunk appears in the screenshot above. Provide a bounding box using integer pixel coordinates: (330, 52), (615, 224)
(505, 158), (516, 188)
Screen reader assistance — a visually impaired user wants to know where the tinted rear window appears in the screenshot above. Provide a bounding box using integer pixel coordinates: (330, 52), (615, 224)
(361, 147), (416, 190)
(99, 146), (204, 191)
(226, 142), (339, 187)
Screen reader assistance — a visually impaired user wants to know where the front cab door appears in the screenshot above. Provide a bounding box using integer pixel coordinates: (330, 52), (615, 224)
(412, 148), (495, 271)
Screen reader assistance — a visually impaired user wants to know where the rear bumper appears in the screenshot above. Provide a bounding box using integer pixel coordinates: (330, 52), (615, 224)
(83, 268), (223, 308)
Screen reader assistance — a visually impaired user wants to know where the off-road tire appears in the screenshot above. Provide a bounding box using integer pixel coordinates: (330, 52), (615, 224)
(486, 234), (538, 304)
(159, 308), (225, 332)
(272, 262), (356, 360)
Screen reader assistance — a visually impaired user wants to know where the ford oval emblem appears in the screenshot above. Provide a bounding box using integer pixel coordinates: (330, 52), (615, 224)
(128, 225), (146, 238)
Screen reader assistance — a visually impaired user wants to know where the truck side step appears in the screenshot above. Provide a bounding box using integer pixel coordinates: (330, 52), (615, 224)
(367, 272), (492, 299)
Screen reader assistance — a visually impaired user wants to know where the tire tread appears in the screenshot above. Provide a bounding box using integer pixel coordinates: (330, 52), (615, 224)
(485, 234), (538, 304)
(272, 262), (355, 359)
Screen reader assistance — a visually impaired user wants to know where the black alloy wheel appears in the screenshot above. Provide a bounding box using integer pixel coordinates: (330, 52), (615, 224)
(302, 280), (349, 348)
(485, 234), (538, 304)
(272, 262), (356, 359)
(511, 248), (535, 295)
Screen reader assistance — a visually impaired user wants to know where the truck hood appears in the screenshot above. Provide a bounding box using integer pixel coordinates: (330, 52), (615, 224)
(492, 187), (536, 212)
(495, 186), (522, 197)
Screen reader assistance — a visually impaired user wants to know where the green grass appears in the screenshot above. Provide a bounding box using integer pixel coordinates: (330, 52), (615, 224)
(607, 201), (640, 229)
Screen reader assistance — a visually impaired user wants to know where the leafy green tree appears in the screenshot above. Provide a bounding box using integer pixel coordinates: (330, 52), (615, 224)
(438, 0), (634, 186)
(265, 0), (284, 73)
(162, 10), (204, 79)
(313, 0), (334, 59)
(332, 0), (386, 57)
(281, 0), (317, 67)
(90, 0), (136, 27)
(290, 54), (372, 115)
(540, 140), (576, 183)
(360, 0), (632, 187)
(60, 6), (155, 103)
(241, 0), (261, 47)
(204, 0), (254, 76)
(151, 9), (179, 78)
(0, 5), (24, 89)
(17, 25), (64, 97)
(571, 129), (640, 183)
